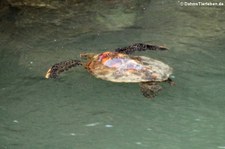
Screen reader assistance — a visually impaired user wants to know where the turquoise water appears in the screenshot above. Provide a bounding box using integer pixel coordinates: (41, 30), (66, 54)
(1, 1), (225, 149)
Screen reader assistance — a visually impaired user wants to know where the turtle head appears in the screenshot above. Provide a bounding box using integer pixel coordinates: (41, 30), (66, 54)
(80, 53), (95, 60)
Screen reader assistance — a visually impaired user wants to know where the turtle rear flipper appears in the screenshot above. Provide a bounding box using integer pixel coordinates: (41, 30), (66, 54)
(115, 43), (168, 54)
(45, 60), (82, 79)
(139, 82), (162, 98)
(165, 78), (176, 86)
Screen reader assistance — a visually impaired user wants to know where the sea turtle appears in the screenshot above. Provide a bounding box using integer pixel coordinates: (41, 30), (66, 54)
(45, 43), (174, 98)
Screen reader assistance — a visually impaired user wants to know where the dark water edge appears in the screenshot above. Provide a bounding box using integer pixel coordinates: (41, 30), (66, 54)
(1, 1), (225, 149)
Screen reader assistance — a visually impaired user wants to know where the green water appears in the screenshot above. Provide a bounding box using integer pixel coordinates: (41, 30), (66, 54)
(1, 1), (225, 149)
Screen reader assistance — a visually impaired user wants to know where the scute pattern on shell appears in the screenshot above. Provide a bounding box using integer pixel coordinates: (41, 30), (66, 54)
(89, 55), (172, 83)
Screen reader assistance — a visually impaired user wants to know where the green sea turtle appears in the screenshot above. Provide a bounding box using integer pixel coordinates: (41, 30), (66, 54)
(45, 43), (174, 98)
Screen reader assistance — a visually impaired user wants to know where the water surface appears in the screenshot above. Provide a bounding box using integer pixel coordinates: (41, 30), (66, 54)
(0, 1), (225, 149)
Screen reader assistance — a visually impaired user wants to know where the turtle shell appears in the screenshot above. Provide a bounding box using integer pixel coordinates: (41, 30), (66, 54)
(86, 52), (172, 83)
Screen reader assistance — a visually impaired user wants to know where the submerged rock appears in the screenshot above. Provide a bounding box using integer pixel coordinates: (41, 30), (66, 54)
(6, 0), (57, 9)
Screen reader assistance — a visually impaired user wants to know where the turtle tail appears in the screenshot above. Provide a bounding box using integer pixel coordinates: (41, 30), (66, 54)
(45, 60), (82, 79)
(115, 43), (168, 54)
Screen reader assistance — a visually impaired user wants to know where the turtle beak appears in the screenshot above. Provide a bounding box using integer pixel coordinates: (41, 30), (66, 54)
(45, 68), (52, 79)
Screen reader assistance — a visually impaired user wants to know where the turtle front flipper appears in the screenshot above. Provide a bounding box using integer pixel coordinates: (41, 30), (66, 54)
(115, 43), (168, 54)
(139, 82), (162, 98)
(45, 60), (82, 78)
